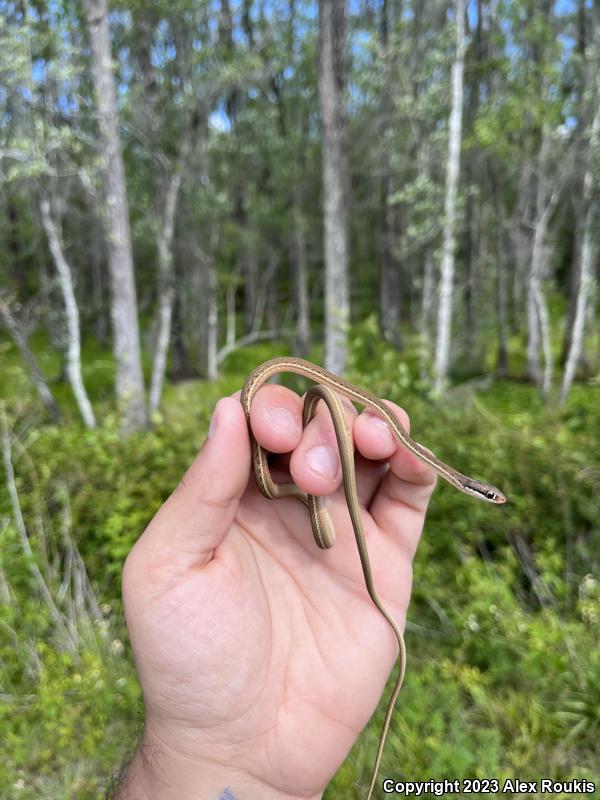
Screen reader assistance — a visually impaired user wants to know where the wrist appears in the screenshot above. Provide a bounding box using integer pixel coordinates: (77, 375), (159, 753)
(113, 725), (323, 800)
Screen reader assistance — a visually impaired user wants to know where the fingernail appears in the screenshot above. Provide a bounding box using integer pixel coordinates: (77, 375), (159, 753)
(368, 414), (393, 442)
(208, 405), (218, 438)
(266, 406), (300, 437)
(305, 445), (338, 479)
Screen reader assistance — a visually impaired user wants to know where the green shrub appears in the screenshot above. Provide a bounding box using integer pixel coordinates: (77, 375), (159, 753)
(1, 333), (598, 797)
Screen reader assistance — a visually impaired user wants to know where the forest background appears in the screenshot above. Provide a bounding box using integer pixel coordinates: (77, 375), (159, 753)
(0, 0), (599, 797)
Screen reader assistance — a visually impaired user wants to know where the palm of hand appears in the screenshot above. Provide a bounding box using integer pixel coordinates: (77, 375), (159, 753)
(123, 391), (435, 798)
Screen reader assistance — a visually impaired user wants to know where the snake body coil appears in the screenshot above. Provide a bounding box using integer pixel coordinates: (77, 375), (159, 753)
(241, 357), (506, 799)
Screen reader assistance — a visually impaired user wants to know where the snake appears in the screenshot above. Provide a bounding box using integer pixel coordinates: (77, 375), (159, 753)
(240, 357), (507, 799)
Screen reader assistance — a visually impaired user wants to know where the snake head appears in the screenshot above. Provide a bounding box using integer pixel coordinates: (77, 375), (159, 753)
(463, 479), (507, 504)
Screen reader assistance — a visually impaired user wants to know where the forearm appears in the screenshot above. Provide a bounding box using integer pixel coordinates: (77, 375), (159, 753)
(110, 728), (323, 800)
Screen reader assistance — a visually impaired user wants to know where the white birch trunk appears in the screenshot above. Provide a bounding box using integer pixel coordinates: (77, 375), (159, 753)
(434, 0), (466, 394)
(39, 199), (96, 429)
(319, 0), (349, 374)
(536, 272), (553, 396)
(527, 128), (564, 395)
(526, 130), (550, 386)
(148, 288), (173, 416)
(560, 92), (600, 404)
(84, 0), (147, 432)
(148, 153), (187, 416)
(527, 229), (548, 388)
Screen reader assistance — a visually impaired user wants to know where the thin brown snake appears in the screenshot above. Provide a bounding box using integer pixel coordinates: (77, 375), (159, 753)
(240, 357), (507, 799)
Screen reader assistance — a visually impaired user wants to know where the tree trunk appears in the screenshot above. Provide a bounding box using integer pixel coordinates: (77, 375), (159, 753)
(488, 163), (510, 376)
(511, 164), (533, 333)
(561, 0), (590, 368)
(291, 189), (311, 357)
(148, 149), (188, 415)
(420, 248), (435, 380)
(89, 213), (108, 343)
(528, 224), (553, 394)
(219, 0), (257, 339)
(418, 140), (436, 376)
(527, 128), (557, 395)
(0, 299), (61, 422)
(170, 272), (193, 380)
(378, 0), (402, 348)
(200, 221), (221, 381)
(39, 198), (96, 428)
(206, 249), (219, 381)
(464, 175), (479, 360)
(319, 0), (349, 374)
(232, 187), (257, 335)
(379, 170), (402, 348)
(243, 244), (259, 334)
(84, 0), (147, 432)
(496, 224), (510, 377)
(264, 254), (279, 333)
(434, 0), (466, 393)
(560, 82), (600, 404)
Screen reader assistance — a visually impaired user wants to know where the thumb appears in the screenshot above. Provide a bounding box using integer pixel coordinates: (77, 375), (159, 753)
(140, 396), (251, 568)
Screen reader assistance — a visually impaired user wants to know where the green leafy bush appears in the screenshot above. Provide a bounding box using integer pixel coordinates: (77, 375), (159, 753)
(0, 334), (598, 798)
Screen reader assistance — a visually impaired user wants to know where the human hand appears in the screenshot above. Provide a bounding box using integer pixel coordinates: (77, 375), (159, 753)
(117, 384), (436, 800)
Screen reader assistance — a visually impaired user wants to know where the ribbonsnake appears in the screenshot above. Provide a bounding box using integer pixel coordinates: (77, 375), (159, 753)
(240, 357), (507, 799)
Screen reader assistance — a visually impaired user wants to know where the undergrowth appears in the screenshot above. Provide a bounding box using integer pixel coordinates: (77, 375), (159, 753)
(0, 329), (598, 799)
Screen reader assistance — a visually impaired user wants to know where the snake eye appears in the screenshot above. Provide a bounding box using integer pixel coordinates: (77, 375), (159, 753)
(485, 490), (497, 501)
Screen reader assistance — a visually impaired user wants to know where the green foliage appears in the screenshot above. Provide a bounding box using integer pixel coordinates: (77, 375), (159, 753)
(333, 326), (600, 796)
(1, 333), (598, 797)
(0, 511), (141, 798)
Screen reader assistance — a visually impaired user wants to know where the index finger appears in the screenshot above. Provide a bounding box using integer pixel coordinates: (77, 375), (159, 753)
(364, 401), (437, 553)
